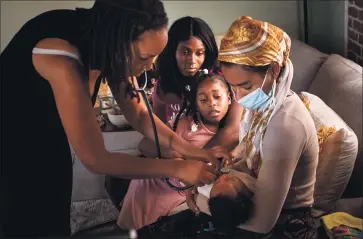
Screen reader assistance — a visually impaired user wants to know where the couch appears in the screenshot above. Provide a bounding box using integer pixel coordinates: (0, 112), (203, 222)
(70, 38), (362, 235)
(288, 39), (362, 201)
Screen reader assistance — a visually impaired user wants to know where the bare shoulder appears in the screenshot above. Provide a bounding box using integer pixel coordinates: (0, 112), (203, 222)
(34, 38), (80, 56)
(32, 38), (82, 83)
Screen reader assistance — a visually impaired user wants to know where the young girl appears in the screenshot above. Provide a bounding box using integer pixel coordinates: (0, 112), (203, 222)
(117, 72), (234, 230)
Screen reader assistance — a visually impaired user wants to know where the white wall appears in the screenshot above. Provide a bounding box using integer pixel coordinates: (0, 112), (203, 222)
(1, 1), (302, 51)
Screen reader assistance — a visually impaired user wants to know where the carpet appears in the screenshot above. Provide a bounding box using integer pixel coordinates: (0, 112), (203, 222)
(70, 198), (121, 235)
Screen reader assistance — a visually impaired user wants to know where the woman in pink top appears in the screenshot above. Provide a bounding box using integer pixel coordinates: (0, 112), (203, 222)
(118, 73), (233, 230)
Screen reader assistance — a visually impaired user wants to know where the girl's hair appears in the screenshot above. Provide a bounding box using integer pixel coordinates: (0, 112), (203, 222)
(156, 16), (218, 99)
(78, 0), (168, 99)
(172, 72), (233, 131)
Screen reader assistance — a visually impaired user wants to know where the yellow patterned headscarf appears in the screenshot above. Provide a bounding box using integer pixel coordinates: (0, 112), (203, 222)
(218, 16), (291, 67)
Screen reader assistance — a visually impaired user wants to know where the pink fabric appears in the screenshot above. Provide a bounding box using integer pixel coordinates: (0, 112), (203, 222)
(117, 116), (215, 230)
(152, 82), (183, 123)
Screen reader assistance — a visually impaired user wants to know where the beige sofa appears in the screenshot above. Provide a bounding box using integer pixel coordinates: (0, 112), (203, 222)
(70, 38), (362, 235)
(288, 39), (362, 201)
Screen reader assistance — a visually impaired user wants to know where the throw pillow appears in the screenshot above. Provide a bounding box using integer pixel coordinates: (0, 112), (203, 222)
(299, 92), (358, 217)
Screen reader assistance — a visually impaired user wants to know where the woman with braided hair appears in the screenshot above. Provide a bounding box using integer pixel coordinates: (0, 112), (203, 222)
(0, 0), (226, 237)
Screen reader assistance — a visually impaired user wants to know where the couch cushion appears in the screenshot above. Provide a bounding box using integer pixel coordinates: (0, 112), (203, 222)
(308, 54), (362, 197)
(289, 39), (328, 92)
(299, 92), (358, 216)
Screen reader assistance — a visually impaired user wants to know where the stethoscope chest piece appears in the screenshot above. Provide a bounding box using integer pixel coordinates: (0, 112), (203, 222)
(220, 167), (230, 174)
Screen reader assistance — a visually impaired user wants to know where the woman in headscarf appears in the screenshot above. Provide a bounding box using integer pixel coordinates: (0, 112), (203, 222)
(221, 16), (319, 239)
(189, 16), (319, 238)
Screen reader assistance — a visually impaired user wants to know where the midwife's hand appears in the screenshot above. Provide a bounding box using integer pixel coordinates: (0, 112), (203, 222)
(176, 160), (219, 187)
(209, 146), (233, 167)
(186, 187), (200, 215)
(161, 148), (183, 159)
(182, 145), (221, 168)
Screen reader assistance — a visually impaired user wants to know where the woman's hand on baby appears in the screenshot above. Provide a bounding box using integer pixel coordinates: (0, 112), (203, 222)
(176, 160), (219, 187)
(209, 146), (233, 167)
(186, 188), (200, 215)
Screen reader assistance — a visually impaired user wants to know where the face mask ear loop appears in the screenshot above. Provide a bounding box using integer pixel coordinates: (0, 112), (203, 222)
(260, 71), (268, 89)
(271, 80), (276, 106)
(259, 71), (270, 111)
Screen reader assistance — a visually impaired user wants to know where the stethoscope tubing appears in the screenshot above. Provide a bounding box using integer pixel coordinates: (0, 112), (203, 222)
(135, 71), (193, 191)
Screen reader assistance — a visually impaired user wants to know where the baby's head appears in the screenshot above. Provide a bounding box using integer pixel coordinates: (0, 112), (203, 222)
(189, 73), (232, 126)
(208, 174), (253, 229)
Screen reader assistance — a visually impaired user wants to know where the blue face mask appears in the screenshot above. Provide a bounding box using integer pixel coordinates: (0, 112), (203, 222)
(237, 73), (273, 110)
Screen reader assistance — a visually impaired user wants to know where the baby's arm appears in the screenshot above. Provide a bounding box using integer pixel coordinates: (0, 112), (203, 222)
(186, 187), (211, 216)
(186, 188), (200, 214)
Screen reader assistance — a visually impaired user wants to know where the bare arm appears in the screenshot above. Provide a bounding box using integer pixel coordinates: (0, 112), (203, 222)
(31, 39), (217, 184)
(203, 100), (242, 151)
(138, 122), (182, 158)
(138, 137), (182, 159)
(238, 115), (306, 233)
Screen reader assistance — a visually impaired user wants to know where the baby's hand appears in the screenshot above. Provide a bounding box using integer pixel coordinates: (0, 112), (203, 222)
(186, 187), (200, 215)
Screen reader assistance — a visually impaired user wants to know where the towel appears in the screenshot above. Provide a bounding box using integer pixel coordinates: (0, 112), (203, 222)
(322, 212), (362, 239)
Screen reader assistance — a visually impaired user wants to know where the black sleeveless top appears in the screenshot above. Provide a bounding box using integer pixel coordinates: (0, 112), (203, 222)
(1, 9), (99, 162)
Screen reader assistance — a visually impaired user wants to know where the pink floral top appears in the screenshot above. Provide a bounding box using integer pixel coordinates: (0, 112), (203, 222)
(151, 82), (183, 123)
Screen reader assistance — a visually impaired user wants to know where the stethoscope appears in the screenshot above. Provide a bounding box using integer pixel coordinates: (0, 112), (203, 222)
(135, 71), (193, 191)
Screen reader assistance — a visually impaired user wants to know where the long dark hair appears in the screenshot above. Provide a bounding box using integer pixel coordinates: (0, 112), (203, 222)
(172, 72), (233, 131)
(78, 0), (168, 99)
(156, 16), (218, 99)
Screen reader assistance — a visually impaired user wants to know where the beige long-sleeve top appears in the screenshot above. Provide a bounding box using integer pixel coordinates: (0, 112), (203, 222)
(196, 92), (319, 234)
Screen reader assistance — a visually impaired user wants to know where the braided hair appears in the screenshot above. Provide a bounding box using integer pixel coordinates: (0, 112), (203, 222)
(77, 0), (168, 100)
(172, 70), (233, 131)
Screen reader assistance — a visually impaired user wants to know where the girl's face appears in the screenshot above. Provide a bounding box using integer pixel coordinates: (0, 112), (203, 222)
(196, 78), (231, 125)
(175, 36), (206, 77)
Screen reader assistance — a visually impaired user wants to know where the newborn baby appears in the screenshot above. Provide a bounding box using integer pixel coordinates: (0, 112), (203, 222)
(188, 168), (256, 229)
